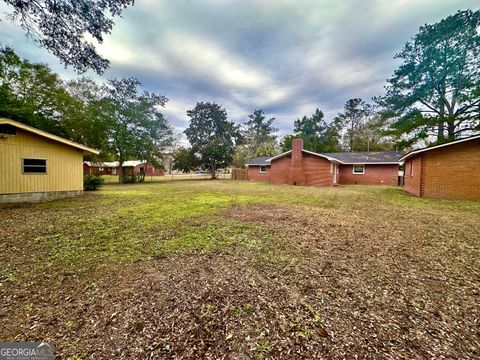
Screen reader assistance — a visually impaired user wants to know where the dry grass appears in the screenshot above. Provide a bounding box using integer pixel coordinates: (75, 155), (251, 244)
(0, 181), (479, 359)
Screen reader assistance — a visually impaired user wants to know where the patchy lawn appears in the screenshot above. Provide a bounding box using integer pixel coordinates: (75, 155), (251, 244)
(1, 181), (479, 359)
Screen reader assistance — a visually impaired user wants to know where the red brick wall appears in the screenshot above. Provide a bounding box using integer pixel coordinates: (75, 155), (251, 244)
(421, 141), (480, 200)
(83, 164), (116, 175)
(270, 154), (291, 184)
(247, 166), (271, 182)
(404, 157), (423, 197)
(288, 139), (305, 185)
(145, 164), (164, 176)
(303, 153), (333, 186)
(338, 164), (398, 186)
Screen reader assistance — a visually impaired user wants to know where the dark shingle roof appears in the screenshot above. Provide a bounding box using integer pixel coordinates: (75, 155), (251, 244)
(320, 151), (401, 164)
(246, 156), (271, 165)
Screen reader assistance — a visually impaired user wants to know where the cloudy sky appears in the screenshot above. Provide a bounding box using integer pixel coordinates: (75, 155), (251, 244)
(0, 0), (478, 139)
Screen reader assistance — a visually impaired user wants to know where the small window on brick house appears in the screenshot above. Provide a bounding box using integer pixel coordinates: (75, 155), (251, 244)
(260, 165), (267, 173)
(409, 162), (413, 177)
(352, 164), (365, 174)
(22, 158), (47, 174)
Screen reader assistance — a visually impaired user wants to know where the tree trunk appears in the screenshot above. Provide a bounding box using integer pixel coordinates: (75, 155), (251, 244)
(437, 69), (447, 142)
(118, 161), (124, 183)
(139, 163), (146, 182)
(211, 164), (216, 179)
(437, 122), (445, 141)
(447, 118), (456, 140)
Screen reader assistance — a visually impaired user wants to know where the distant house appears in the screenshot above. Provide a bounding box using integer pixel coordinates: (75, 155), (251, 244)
(0, 118), (99, 203)
(83, 160), (164, 176)
(399, 135), (480, 200)
(246, 139), (400, 186)
(83, 161), (119, 175)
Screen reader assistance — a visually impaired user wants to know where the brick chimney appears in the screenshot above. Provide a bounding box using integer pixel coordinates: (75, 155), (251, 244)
(289, 139), (305, 185)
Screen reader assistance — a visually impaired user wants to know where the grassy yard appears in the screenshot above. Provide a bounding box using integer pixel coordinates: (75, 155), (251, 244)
(102, 173), (231, 183)
(1, 181), (479, 359)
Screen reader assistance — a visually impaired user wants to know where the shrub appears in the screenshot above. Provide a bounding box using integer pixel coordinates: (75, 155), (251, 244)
(122, 174), (139, 183)
(83, 174), (104, 191)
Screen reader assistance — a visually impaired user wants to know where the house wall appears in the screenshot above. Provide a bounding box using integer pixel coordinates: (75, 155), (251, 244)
(0, 128), (84, 196)
(421, 141), (480, 200)
(83, 164), (116, 175)
(145, 164), (164, 176)
(247, 165), (271, 182)
(338, 164), (398, 186)
(270, 154), (291, 184)
(303, 153), (333, 186)
(404, 156), (423, 197)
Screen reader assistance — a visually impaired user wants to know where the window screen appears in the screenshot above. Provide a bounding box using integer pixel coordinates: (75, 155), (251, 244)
(22, 159), (47, 173)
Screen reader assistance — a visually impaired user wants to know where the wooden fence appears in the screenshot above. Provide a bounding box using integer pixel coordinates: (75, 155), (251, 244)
(231, 168), (247, 180)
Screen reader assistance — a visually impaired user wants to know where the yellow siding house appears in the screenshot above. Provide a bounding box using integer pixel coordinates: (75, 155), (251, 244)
(0, 118), (100, 203)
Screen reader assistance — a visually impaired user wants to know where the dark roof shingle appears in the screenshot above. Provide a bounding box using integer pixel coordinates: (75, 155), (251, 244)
(246, 156), (270, 165)
(320, 151), (400, 164)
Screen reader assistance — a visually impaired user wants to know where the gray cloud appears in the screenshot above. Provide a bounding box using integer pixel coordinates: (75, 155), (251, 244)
(1, 0), (478, 140)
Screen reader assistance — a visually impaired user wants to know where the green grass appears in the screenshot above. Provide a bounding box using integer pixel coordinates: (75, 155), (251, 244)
(1, 180), (479, 358)
(101, 173), (231, 183)
(2, 180), (480, 282)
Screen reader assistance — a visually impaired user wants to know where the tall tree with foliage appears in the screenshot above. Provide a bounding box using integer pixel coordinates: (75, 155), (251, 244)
(335, 98), (372, 152)
(353, 115), (394, 151)
(63, 77), (112, 157)
(185, 102), (238, 179)
(2, 0), (134, 74)
(100, 77), (172, 182)
(281, 108), (342, 152)
(0, 46), (90, 137)
(241, 109), (277, 154)
(377, 9), (480, 148)
(172, 147), (198, 173)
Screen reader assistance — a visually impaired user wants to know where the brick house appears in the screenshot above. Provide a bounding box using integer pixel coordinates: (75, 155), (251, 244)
(83, 161), (119, 175)
(83, 161), (165, 176)
(399, 135), (480, 200)
(246, 139), (400, 186)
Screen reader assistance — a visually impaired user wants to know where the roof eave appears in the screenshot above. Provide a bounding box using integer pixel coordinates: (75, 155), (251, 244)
(399, 134), (480, 162)
(1, 118), (100, 155)
(267, 150), (292, 161)
(341, 161), (401, 165)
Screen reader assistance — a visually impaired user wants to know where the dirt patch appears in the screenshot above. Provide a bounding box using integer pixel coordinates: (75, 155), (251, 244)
(1, 188), (479, 359)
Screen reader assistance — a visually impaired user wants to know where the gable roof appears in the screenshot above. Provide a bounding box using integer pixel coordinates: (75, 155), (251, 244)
(123, 160), (145, 167)
(0, 118), (100, 155)
(84, 161), (119, 167)
(399, 134), (480, 162)
(246, 156), (271, 166)
(267, 150), (336, 162)
(84, 160), (147, 167)
(321, 151), (401, 164)
(265, 149), (400, 164)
